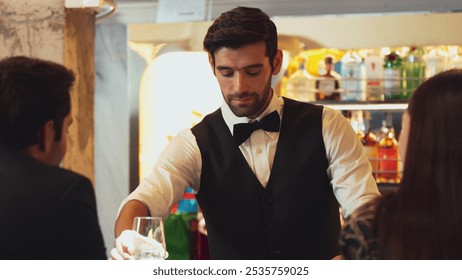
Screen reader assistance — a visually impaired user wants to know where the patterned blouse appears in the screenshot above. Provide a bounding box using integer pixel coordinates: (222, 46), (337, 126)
(339, 201), (378, 260)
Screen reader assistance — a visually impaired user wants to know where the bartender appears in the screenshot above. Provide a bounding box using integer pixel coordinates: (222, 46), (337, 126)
(111, 6), (379, 260)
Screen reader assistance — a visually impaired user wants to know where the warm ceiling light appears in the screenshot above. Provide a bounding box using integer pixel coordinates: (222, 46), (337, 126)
(65, 0), (102, 8)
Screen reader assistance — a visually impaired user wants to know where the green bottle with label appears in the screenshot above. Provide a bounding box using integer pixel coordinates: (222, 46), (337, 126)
(383, 51), (403, 101)
(403, 47), (425, 100)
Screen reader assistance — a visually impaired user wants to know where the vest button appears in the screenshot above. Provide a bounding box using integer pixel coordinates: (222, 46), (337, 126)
(272, 249), (280, 256)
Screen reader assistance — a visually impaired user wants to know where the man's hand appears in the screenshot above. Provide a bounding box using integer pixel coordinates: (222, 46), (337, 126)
(110, 230), (168, 260)
(110, 230), (138, 260)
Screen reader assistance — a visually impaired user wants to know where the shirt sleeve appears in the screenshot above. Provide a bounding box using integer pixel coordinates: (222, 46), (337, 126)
(117, 128), (202, 219)
(322, 107), (381, 217)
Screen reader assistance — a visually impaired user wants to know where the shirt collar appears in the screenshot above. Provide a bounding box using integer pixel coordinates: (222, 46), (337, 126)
(221, 89), (284, 136)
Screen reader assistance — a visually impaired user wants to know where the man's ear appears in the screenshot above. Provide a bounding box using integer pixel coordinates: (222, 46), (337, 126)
(21, 119), (57, 164)
(41, 120), (56, 153)
(208, 53), (216, 75)
(272, 49), (283, 76)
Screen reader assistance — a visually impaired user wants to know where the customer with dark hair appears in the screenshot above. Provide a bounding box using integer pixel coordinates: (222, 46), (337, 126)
(340, 69), (462, 259)
(0, 56), (106, 259)
(112, 6), (379, 260)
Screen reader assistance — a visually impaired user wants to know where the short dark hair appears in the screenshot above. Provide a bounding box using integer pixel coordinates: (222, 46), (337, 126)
(203, 6), (278, 66)
(0, 56), (74, 150)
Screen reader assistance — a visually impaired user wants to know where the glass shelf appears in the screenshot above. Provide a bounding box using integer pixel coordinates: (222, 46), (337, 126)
(314, 100), (408, 111)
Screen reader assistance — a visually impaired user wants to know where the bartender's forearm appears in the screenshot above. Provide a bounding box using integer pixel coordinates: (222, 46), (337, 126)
(114, 199), (149, 237)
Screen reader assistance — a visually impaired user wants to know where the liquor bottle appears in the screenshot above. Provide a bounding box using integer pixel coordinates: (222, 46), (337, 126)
(424, 46), (447, 78)
(285, 58), (315, 102)
(317, 57), (327, 76)
(383, 51), (403, 101)
(340, 50), (364, 101)
(449, 46), (462, 69)
(402, 46), (426, 100)
(315, 55), (341, 101)
(364, 50), (384, 101)
(361, 111), (379, 179)
(377, 112), (399, 183)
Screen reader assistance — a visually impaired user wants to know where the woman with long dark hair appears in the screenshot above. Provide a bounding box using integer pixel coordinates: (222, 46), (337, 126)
(340, 69), (462, 259)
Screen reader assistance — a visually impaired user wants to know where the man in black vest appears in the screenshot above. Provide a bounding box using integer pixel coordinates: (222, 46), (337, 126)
(0, 56), (106, 259)
(112, 6), (380, 260)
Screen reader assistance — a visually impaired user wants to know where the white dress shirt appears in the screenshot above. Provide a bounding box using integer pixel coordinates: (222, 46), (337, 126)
(119, 91), (380, 219)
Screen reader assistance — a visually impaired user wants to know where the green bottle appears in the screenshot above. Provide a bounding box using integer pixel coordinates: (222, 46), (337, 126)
(383, 51), (403, 101)
(403, 47), (425, 100)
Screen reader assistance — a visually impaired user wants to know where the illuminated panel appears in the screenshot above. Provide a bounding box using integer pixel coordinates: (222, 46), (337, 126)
(139, 52), (222, 178)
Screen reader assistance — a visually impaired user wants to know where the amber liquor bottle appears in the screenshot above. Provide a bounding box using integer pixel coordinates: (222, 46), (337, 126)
(377, 112), (399, 183)
(361, 112), (379, 179)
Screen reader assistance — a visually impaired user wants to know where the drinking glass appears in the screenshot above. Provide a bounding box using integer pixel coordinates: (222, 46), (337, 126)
(132, 216), (167, 260)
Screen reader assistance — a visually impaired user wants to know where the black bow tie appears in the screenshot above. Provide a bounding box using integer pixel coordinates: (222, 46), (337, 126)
(233, 110), (280, 146)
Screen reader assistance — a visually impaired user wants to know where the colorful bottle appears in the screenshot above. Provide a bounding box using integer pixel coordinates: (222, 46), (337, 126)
(364, 50), (384, 101)
(449, 46), (462, 69)
(424, 46), (447, 78)
(383, 51), (403, 101)
(170, 187), (198, 214)
(377, 112), (399, 183)
(285, 58), (315, 102)
(403, 46), (426, 100)
(315, 55), (341, 101)
(361, 111), (379, 179)
(340, 50), (364, 101)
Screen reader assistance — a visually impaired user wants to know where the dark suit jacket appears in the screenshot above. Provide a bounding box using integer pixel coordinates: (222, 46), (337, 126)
(0, 144), (106, 259)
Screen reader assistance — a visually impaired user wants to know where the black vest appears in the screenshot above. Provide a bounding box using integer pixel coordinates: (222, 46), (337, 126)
(191, 98), (340, 259)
